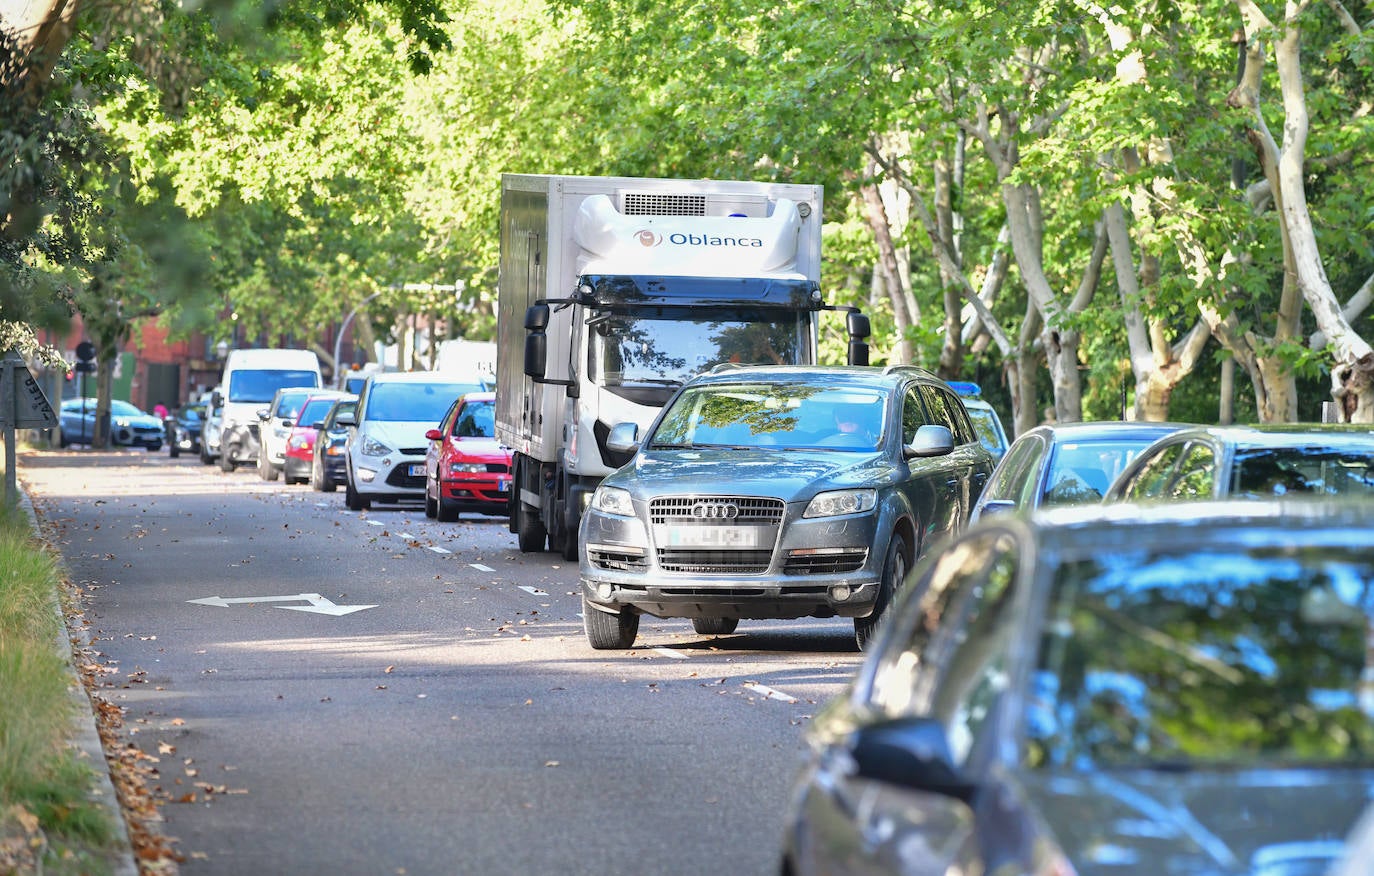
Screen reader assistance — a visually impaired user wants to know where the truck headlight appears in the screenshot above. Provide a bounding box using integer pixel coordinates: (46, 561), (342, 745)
(592, 486), (634, 517)
(804, 488), (877, 518)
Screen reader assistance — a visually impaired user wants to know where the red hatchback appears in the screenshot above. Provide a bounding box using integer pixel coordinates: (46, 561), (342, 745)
(424, 392), (512, 521)
(282, 391), (353, 485)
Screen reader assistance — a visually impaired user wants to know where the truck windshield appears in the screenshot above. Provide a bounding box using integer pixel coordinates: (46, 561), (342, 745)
(227, 370), (320, 403)
(588, 310), (807, 388)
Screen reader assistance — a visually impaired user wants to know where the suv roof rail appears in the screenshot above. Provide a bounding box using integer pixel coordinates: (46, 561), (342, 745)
(706, 362), (751, 374)
(881, 364), (929, 378)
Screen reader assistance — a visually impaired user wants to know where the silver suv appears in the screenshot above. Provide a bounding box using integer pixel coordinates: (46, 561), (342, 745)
(578, 365), (996, 650)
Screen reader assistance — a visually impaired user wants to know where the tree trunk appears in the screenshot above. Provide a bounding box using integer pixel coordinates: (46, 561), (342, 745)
(859, 179), (914, 364)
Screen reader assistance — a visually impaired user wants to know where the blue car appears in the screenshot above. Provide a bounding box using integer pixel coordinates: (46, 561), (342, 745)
(59, 398), (164, 450)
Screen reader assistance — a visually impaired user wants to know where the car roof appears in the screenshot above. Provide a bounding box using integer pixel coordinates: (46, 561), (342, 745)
(966, 497), (1374, 559)
(1155, 423), (1374, 448)
(1017, 420), (1193, 442)
(455, 391), (496, 403)
(367, 370), (486, 384)
(686, 364), (944, 391)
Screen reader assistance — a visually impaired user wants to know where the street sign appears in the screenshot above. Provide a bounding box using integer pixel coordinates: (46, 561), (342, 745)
(1, 351), (58, 429)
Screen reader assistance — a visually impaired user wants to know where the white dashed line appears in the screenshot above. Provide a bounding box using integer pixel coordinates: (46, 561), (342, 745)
(518, 585), (547, 596)
(743, 683), (798, 703)
(470, 563), (494, 572)
(428, 546), (451, 554)
(367, 520), (385, 527)
(653, 648), (689, 660)
(397, 532), (415, 539)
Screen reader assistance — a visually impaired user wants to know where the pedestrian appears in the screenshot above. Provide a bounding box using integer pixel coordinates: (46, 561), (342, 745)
(153, 400), (170, 419)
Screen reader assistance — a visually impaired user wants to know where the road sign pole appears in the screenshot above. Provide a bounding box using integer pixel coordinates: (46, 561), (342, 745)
(2, 356), (16, 506)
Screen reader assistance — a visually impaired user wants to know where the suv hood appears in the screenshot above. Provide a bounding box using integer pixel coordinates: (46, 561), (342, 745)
(609, 448), (893, 501)
(361, 421), (436, 450)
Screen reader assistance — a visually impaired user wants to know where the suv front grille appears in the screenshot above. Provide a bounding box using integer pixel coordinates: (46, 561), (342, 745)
(588, 547), (649, 572)
(656, 549), (772, 574)
(649, 496), (784, 524)
(783, 549), (869, 575)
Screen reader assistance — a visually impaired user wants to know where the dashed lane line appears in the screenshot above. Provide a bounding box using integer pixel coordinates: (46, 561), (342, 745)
(470, 563), (495, 572)
(518, 585), (548, 596)
(742, 683), (799, 703)
(428, 546), (451, 554)
(653, 648), (690, 660)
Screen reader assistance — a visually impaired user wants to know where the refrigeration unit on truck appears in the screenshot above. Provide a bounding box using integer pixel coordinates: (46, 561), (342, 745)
(495, 173), (870, 559)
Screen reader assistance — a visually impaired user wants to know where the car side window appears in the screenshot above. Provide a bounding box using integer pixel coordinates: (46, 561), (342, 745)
(981, 434), (1044, 505)
(1118, 442), (1186, 499)
(919, 386), (976, 447)
(868, 532), (1019, 737)
(1166, 442), (1215, 499)
(901, 386), (926, 444)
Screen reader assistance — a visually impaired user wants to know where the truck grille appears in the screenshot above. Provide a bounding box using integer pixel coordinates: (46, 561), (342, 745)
(649, 496), (784, 524)
(623, 192), (706, 216)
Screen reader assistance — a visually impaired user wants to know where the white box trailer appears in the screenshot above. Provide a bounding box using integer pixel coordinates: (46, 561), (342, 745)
(495, 173), (868, 557)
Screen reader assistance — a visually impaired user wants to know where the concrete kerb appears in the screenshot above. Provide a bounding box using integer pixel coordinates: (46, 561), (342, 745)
(15, 483), (140, 876)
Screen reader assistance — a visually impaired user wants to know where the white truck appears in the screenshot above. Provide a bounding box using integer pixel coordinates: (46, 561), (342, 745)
(495, 173), (869, 558)
(211, 348), (323, 472)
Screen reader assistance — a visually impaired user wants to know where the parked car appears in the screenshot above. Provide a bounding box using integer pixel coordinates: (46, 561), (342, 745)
(948, 380), (1009, 461)
(310, 397), (358, 493)
(58, 398), (164, 450)
(281, 391), (354, 485)
(781, 498), (1374, 876)
(578, 364), (996, 651)
(1104, 423), (1374, 502)
(970, 420), (1191, 520)
(166, 401), (207, 458)
(423, 391), (512, 521)
(255, 387), (322, 481)
(340, 371), (488, 510)
(199, 396), (222, 465)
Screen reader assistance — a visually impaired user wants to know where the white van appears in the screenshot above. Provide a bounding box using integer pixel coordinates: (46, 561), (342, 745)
(213, 349), (322, 472)
(339, 370), (487, 510)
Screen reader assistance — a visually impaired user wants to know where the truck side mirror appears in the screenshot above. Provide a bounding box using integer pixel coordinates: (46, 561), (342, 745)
(847, 312), (871, 367)
(211, 390), (223, 409)
(605, 422), (641, 455)
(524, 304), (550, 379)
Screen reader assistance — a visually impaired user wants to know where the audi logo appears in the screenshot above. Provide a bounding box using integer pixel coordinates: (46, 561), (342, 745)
(691, 501), (739, 520)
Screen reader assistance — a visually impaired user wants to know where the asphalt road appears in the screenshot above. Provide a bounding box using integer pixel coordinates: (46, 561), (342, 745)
(19, 448), (866, 876)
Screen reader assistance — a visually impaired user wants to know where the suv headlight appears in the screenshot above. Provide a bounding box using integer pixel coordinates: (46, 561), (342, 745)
(360, 435), (392, 457)
(804, 488), (877, 518)
(592, 485), (634, 517)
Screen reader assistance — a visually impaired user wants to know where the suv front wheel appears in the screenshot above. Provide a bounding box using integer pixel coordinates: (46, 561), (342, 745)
(583, 598), (639, 649)
(855, 532), (908, 652)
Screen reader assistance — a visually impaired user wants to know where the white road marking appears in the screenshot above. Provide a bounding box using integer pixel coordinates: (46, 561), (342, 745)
(653, 648), (689, 660)
(428, 546), (451, 554)
(187, 593), (378, 616)
(397, 532), (415, 539)
(367, 520), (385, 527)
(518, 585), (548, 596)
(743, 683), (798, 703)
(470, 563), (494, 572)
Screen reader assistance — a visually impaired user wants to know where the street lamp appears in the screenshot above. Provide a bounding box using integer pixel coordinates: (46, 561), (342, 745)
(333, 291), (383, 387)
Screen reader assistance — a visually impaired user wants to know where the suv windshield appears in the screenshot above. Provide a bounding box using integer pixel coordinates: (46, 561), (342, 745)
(650, 383), (886, 451)
(588, 309), (806, 388)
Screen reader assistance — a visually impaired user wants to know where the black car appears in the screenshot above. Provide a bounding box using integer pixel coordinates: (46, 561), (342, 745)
(311, 397), (358, 492)
(166, 402), (207, 458)
(782, 499), (1374, 876)
(579, 364), (996, 651)
(970, 420), (1191, 520)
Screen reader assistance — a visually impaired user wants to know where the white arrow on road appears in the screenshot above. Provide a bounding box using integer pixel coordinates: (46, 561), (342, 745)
(187, 593), (378, 616)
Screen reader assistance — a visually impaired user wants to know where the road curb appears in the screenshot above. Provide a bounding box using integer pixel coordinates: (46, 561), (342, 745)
(15, 484), (140, 876)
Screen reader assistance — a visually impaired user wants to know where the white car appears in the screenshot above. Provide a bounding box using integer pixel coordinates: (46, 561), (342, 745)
(340, 371), (488, 510)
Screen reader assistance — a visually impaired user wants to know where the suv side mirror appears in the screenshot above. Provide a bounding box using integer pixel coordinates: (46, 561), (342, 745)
(906, 424), (954, 458)
(257, 408), (270, 421)
(605, 422), (641, 455)
(847, 717), (976, 803)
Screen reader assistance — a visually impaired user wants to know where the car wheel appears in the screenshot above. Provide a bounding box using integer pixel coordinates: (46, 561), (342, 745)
(200, 441), (213, 465)
(424, 481), (438, 519)
(855, 533), (908, 652)
(220, 445), (237, 472)
(436, 497), (459, 523)
(169, 441), (180, 458)
(311, 458), (325, 491)
(345, 481), (370, 511)
(58, 430), (69, 449)
(583, 597), (639, 650)
(692, 617), (739, 636)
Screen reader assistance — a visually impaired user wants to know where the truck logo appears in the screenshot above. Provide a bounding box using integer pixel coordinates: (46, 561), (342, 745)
(635, 230), (662, 247)
(691, 500), (739, 520)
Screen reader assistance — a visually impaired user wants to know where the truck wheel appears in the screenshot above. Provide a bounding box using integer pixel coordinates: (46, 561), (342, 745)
(583, 598), (639, 650)
(515, 499), (546, 553)
(220, 445), (237, 472)
(559, 483), (581, 561)
(855, 533), (908, 652)
(692, 618), (739, 636)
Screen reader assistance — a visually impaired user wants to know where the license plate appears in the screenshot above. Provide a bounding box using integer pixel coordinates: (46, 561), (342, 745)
(658, 525), (764, 548)
(497, 478), (510, 492)
(408, 464), (426, 477)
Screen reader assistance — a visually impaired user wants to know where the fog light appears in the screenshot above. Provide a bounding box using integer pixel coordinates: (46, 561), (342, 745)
(596, 583), (614, 601)
(831, 584), (852, 601)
